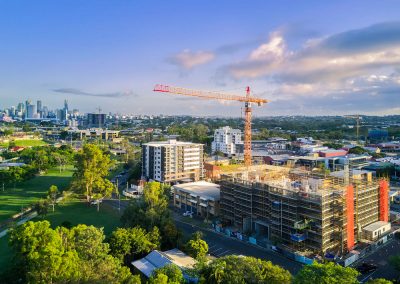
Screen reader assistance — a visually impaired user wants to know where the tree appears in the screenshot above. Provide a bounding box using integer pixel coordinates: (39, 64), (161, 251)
(148, 264), (184, 284)
(200, 255), (292, 284)
(33, 149), (50, 173)
(185, 231), (208, 260)
(48, 185), (58, 212)
(366, 279), (393, 284)
(322, 142), (344, 149)
(108, 227), (160, 265)
(293, 262), (359, 284)
(52, 152), (68, 173)
(9, 221), (139, 283)
(73, 144), (114, 202)
(121, 182), (180, 249)
(9, 221), (80, 283)
(348, 146), (367, 155)
(389, 255), (400, 271)
(34, 199), (49, 218)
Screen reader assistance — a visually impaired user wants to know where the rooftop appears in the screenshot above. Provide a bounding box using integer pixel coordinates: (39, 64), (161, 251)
(144, 139), (201, 147)
(173, 181), (220, 200)
(363, 221), (390, 232)
(131, 249), (196, 278)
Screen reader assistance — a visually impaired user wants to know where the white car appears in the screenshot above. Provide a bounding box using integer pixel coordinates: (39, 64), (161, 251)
(90, 199), (103, 205)
(183, 211), (193, 217)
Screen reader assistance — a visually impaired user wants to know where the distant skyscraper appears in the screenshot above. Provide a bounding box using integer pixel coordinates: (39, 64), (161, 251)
(37, 100), (42, 112)
(64, 99), (68, 111)
(26, 104), (36, 119)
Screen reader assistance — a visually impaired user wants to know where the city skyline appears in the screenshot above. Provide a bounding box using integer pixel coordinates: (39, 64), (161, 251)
(0, 1), (400, 116)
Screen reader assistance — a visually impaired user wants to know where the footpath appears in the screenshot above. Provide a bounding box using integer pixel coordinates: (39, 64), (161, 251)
(0, 211), (38, 238)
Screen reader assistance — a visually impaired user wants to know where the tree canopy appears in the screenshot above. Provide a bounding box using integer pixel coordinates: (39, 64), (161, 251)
(185, 231), (208, 260)
(108, 226), (160, 265)
(9, 221), (138, 284)
(199, 255), (292, 284)
(121, 181), (180, 249)
(72, 144), (114, 202)
(148, 264), (184, 284)
(293, 262), (359, 284)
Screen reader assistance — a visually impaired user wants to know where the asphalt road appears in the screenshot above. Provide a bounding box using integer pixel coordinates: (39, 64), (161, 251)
(174, 219), (303, 275)
(356, 238), (400, 283)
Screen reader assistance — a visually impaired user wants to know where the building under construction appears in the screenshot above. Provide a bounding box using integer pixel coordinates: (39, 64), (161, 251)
(219, 165), (389, 255)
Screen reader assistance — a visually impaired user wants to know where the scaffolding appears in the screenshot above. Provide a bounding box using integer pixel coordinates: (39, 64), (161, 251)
(219, 166), (386, 255)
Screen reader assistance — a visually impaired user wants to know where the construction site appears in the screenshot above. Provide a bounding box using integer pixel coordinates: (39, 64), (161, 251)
(153, 84), (391, 258)
(218, 164), (389, 257)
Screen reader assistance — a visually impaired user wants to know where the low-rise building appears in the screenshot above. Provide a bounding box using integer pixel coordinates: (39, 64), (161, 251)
(362, 221), (391, 241)
(132, 249), (196, 280)
(173, 181), (220, 218)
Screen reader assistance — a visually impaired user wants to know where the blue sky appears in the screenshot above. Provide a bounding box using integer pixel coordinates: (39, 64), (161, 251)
(0, 0), (400, 116)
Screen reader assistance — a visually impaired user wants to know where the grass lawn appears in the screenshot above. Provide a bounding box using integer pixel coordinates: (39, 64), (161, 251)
(44, 199), (122, 235)
(0, 139), (48, 147)
(0, 166), (74, 222)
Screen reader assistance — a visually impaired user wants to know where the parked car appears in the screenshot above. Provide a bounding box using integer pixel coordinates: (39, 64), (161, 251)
(183, 211), (193, 217)
(357, 262), (378, 274)
(90, 199), (103, 205)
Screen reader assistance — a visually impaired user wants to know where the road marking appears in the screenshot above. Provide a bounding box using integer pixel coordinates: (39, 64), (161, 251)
(216, 250), (231, 257)
(360, 270), (377, 283)
(211, 248), (223, 255)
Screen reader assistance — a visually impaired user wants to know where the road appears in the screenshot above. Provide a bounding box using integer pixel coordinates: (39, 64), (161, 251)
(104, 197), (302, 274)
(356, 237), (400, 283)
(174, 218), (302, 275)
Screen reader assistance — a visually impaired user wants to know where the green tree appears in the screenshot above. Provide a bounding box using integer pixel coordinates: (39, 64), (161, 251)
(389, 255), (400, 271)
(200, 255), (291, 284)
(366, 279), (393, 284)
(48, 185), (58, 212)
(73, 144), (114, 202)
(348, 146), (367, 155)
(148, 264), (184, 284)
(9, 221), (139, 283)
(185, 231), (208, 260)
(108, 227), (160, 265)
(322, 142), (344, 149)
(9, 221), (80, 283)
(34, 199), (49, 219)
(293, 262), (359, 284)
(121, 182), (180, 249)
(33, 149), (50, 173)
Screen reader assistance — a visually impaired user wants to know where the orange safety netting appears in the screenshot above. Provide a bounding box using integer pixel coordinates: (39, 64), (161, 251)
(346, 185), (355, 251)
(379, 180), (389, 222)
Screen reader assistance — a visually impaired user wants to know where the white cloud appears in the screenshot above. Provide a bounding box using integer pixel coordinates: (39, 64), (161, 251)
(224, 22), (400, 81)
(249, 32), (285, 60)
(169, 49), (215, 69)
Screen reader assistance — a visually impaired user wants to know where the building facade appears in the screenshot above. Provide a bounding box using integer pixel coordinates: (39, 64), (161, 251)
(142, 140), (204, 183)
(86, 113), (106, 128)
(219, 168), (389, 255)
(173, 181), (220, 218)
(211, 126), (243, 155)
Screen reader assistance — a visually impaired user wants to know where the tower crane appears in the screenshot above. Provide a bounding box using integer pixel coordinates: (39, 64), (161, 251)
(344, 114), (362, 144)
(153, 84), (268, 166)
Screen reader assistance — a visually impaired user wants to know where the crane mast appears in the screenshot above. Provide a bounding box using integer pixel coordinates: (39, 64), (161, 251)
(153, 84), (268, 167)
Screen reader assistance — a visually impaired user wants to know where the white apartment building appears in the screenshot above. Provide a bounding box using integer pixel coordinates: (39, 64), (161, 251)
(142, 140), (204, 183)
(211, 126), (243, 155)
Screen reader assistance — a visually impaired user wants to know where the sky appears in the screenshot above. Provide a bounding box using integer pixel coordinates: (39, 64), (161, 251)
(0, 0), (400, 116)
